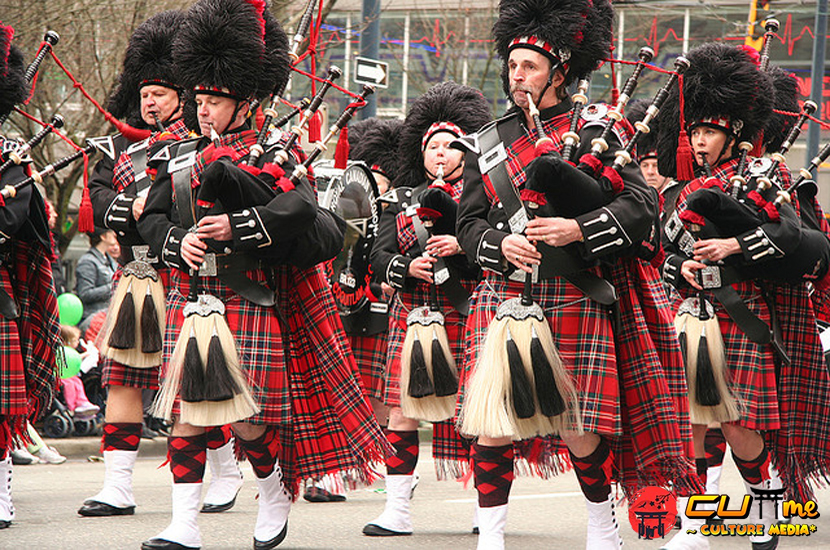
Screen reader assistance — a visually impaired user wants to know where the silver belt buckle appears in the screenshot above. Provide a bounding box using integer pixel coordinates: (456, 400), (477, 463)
(131, 245), (158, 263)
(198, 253), (217, 277)
(699, 266), (722, 289)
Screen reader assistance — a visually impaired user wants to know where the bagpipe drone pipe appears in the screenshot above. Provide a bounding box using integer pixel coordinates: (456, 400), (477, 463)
(522, 51), (689, 268)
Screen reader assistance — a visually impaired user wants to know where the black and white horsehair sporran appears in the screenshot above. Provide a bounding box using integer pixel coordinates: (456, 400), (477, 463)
(674, 154), (740, 424)
(100, 135), (165, 369)
(461, 92), (580, 441)
(100, 256), (166, 368)
(153, 270), (259, 427)
(400, 166), (460, 422)
(152, 126), (259, 426)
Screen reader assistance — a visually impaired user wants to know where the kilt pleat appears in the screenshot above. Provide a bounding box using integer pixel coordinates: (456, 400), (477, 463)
(276, 265), (389, 494)
(766, 282), (830, 501)
(0, 270), (27, 421)
(349, 332), (387, 401)
(603, 260), (698, 496)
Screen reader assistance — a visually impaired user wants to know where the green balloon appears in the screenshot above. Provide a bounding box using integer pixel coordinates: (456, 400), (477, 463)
(60, 346), (82, 379)
(57, 293), (83, 326)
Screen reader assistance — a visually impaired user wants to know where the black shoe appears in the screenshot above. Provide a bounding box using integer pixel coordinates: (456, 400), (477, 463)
(140, 538), (200, 550)
(0, 520), (10, 529)
(362, 523), (413, 536)
(141, 425), (159, 440)
(472, 527), (479, 535)
(253, 521), (288, 549)
(752, 535), (779, 550)
(78, 500), (136, 517)
(200, 494), (237, 513)
(303, 486), (346, 503)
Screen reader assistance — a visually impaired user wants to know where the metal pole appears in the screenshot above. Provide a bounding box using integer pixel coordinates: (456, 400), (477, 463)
(359, 0), (381, 118)
(345, 14), (352, 87)
(683, 9), (691, 53)
(402, 13), (410, 118)
(617, 10), (625, 92)
(807, 0), (828, 165)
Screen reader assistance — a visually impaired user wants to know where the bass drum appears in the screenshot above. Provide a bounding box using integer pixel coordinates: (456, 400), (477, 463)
(320, 161), (381, 318)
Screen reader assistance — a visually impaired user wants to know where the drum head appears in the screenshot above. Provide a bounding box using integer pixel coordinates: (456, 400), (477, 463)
(325, 162), (380, 316)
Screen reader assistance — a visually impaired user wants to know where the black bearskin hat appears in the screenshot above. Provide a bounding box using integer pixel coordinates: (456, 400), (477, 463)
(492, 0), (613, 94)
(107, 10), (184, 127)
(395, 81), (491, 188)
(625, 99), (658, 162)
(174, 0), (290, 101)
(349, 117), (403, 182)
(0, 24), (28, 120)
(764, 66), (802, 153)
(656, 42), (774, 178)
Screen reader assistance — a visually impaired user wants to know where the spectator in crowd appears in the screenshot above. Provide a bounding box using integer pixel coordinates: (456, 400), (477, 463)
(59, 325), (101, 419)
(75, 227), (118, 333)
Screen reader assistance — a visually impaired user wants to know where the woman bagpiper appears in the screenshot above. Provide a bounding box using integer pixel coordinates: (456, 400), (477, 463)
(656, 42), (830, 549)
(363, 81), (491, 536)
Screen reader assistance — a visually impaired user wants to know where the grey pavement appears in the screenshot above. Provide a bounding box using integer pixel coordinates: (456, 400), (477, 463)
(4, 440), (829, 550)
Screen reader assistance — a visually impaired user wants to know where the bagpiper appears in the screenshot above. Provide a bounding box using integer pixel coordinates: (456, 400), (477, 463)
(79, 10), (245, 520)
(364, 82), (490, 537)
(136, 1), (387, 548)
(455, 1), (696, 548)
(0, 21), (62, 531)
(657, 41), (830, 549)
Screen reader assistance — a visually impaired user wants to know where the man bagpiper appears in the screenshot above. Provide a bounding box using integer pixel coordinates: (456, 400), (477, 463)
(364, 82), (490, 537)
(79, 10), (244, 519)
(455, 1), (696, 548)
(657, 42), (830, 549)
(0, 21), (62, 531)
(136, 1), (387, 548)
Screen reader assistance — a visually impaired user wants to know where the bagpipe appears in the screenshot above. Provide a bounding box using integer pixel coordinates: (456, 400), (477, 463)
(0, 114), (63, 177)
(1, 143), (95, 200)
(462, 49), (689, 440)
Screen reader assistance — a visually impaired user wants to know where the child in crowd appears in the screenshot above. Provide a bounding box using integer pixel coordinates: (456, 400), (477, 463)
(60, 325), (101, 419)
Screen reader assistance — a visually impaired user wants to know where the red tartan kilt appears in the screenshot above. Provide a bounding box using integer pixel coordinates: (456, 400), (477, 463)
(675, 281), (780, 431)
(459, 271), (619, 436)
(349, 332), (387, 401)
(0, 267), (26, 418)
(100, 266), (171, 390)
(163, 268), (289, 423)
(383, 278), (476, 408)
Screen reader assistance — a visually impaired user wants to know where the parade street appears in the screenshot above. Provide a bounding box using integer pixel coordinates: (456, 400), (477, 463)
(6, 442), (829, 550)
